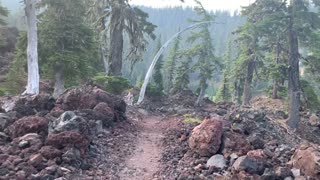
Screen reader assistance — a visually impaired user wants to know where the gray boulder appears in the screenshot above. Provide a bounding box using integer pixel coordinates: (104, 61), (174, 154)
(49, 111), (89, 136)
(232, 155), (266, 175)
(206, 154), (226, 169)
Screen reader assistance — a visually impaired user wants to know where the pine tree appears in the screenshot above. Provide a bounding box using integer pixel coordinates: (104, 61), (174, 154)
(233, 16), (260, 105)
(216, 40), (232, 102)
(164, 33), (181, 94)
(185, 0), (220, 106)
(0, 2), (8, 25)
(172, 55), (192, 93)
(305, 32), (320, 83)
(39, 0), (100, 97)
(6, 32), (27, 94)
(85, 0), (157, 76)
(238, 0), (320, 128)
(152, 37), (164, 92)
(0, 3), (8, 50)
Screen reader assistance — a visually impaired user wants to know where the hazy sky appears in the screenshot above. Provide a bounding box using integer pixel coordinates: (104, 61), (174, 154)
(130, 0), (252, 11)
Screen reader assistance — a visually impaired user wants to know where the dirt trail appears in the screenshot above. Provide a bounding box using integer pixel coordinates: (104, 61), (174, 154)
(119, 115), (165, 180)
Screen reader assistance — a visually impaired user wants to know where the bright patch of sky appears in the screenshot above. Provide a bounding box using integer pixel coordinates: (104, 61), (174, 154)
(130, 0), (252, 11)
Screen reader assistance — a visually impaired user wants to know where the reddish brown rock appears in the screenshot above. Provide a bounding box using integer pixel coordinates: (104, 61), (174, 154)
(93, 102), (115, 125)
(39, 146), (62, 159)
(16, 133), (43, 158)
(180, 134), (187, 142)
(28, 154), (43, 167)
(46, 131), (89, 155)
(222, 132), (252, 157)
(247, 149), (267, 159)
(6, 116), (48, 138)
(17, 133), (42, 148)
(188, 118), (223, 157)
(309, 114), (320, 126)
(291, 144), (320, 178)
(55, 85), (126, 121)
(50, 106), (64, 117)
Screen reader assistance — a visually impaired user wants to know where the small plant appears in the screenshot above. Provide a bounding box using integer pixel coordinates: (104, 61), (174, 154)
(184, 117), (202, 124)
(92, 73), (131, 94)
(183, 114), (193, 118)
(183, 114), (202, 123)
(0, 88), (5, 96)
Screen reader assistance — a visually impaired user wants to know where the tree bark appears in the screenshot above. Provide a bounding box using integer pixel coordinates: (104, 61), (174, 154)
(242, 57), (255, 105)
(195, 84), (206, 106)
(100, 18), (109, 73)
(108, 7), (123, 76)
(23, 0), (39, 95)
(287, 11), (300, 129)
(272, 80), (279, 99)
(232, 81), (238, 103)
(53, 65), (65, 98)
(100, 43), (108, 73)
(272, 39), (281, 99)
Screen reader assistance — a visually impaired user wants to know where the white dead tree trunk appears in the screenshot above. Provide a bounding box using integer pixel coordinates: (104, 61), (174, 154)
(53, 65), (65, 98)
(137, 21), (214, 105)
(23, 0), (40, 95)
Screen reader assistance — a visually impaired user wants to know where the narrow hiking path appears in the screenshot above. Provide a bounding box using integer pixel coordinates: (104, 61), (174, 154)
(119, 115), (165, 180)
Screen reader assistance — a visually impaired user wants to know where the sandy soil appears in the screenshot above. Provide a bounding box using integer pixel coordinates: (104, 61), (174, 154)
(119, 115), (165, 180)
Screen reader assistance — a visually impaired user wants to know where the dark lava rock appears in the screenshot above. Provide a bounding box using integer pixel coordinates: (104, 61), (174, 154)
(248, 134), (265, 149)
(232, 155), (266, 175)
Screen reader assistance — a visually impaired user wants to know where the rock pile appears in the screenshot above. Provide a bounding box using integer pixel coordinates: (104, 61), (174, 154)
(157, 105), (320, 179)
(0, 85), (127, 179)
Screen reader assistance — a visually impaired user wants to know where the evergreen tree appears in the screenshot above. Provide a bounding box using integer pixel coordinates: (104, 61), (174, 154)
(238, 0), (320, 128)
(233, 15), (260, 105)
(172, 55), (192, 93)
(0, 2), (8, 25)
(164, 33), (181, 94)
(39, 0), (100, 97)
(152, 36), (164, 92)
(305, 31), (320, 83)
(85, 0), (157, 76)
(247, 0), (289, 99)
(6, 32), (27, 94)
(185, 0), (220, 106)
(216, 40), (232, 102)
(0, 3), (8, 49)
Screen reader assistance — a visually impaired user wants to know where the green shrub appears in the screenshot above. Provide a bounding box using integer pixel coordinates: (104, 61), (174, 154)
(0, 88), (5, 96)
(301, 79), (320, 111)
(266, 84), (288, 99)
(146, 84), (163, 97)
(92, 73), (131, 94)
